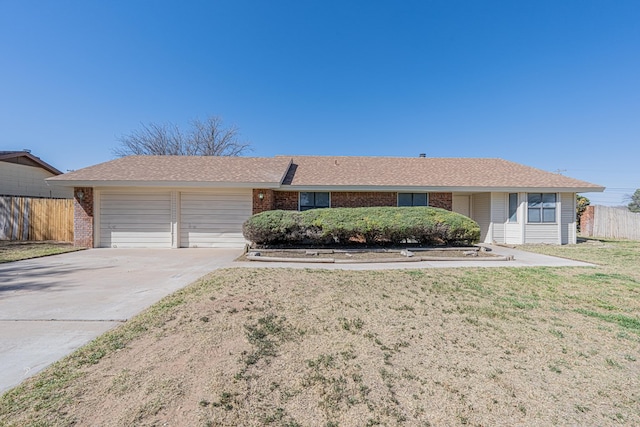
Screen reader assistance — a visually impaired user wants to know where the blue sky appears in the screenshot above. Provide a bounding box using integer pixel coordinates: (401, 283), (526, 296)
(1, 0), (638, 206)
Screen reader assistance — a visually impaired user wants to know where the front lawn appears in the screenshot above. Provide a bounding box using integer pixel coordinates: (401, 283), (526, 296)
(0, 241), (82, 263)
(1, 239), (639, 426)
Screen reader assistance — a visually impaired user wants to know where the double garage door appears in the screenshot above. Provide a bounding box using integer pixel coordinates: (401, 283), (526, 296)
(99, 190), (252, 248)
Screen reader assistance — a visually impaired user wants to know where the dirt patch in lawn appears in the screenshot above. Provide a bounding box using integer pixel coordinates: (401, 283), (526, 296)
(2, 239), (640, 427)
(0, 240), (81, 263)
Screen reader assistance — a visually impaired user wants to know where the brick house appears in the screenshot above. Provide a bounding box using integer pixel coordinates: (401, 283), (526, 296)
(47, 155), (604, 248)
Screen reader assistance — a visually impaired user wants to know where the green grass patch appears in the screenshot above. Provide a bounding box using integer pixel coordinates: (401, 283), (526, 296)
(575, 308), (640, 333)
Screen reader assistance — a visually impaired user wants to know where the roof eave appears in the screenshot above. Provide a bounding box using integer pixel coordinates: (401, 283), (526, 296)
(0, 152), (63, 175)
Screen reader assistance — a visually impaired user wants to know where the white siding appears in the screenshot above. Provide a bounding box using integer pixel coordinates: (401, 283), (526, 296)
(0, 162), (72, 198)
(505, 223), (522, 244)
(561, 192), (576, 244)
(471, 193), (491, 243)
(180, 189), (252, 248)
(490, 193), (506, 244)
(452, 195), (471, 217)
(523, 192), (561, 244)
(524, 224), (559, 244)
(99, 191), (172, 248)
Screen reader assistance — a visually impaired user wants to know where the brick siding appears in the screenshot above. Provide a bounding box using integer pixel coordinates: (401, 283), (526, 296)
(274, 191), (299, 210)
(428, 192), (453, 210)
(254, 190), (454, 212)
(580, 205), (594, 235)
(73, 187), (93, 248)
(252, 189), (275, 214)
(331, 192), (397, 208)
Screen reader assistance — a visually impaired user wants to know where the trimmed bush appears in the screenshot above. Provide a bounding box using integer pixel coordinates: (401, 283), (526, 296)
(243, 207), (480, 246)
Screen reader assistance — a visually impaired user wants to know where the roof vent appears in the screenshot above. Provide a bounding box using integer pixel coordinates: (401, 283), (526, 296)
(23, 149), (31, 153)
(419, 153), (426, 158)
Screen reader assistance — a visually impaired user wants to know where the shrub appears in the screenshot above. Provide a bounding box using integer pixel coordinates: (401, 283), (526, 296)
(243, 207), (480, 246)
(241, 210), (302, 244)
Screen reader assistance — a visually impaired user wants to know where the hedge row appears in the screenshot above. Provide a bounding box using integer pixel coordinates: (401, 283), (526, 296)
(242, 206), (480, 246)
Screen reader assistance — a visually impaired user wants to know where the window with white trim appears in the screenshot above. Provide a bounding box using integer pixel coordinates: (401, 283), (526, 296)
(398, 193), (428, 207)
(527, 193), (556, 223)
(299, 192), (330, 211)
(508, 193), (518, 223)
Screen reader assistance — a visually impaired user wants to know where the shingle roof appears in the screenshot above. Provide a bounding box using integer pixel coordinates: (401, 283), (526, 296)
(47, 154), (604, 192)
(280, 156), (604, 191)
(47, 156), (292, 186)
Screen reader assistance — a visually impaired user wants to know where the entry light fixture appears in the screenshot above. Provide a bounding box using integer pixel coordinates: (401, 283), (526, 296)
(76, 189), (84, 200)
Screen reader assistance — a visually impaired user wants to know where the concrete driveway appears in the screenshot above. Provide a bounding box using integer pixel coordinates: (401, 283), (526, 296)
(0, 248), (242, 394)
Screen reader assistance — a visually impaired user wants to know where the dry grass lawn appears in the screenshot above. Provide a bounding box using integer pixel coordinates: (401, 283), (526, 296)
(1, 238), (639, 426)
(0, 241), (81, 263)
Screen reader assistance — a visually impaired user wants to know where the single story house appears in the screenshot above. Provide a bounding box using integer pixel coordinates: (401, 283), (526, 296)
(47, 155), (604, 248)
(0, 150), (72, 199)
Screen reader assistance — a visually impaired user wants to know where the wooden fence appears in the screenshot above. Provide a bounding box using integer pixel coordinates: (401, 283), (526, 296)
(0, 196), (74, 242)
(581, 205), (640, 241)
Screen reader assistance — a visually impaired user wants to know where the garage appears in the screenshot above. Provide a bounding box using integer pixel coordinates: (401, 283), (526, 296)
(180, 189), (252, 248)
(98, 191), (172, 248)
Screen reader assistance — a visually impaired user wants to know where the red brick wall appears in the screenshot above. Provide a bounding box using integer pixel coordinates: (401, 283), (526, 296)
(252, 189), (275, 214)
(331, 192), (397, 207)
(429, 192), (453, 210)
(580, 205), (594, 236)
(74, 187), (93, 248)
(274, 191), (299, 210)
(254, 190), (454, 213)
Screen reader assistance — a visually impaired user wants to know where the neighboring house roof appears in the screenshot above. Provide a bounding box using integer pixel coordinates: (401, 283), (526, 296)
(279, 156), (604, 192)
(46, 154), (605, 193)
(47, 155), (293, 188)
(0, 151), (63, 175)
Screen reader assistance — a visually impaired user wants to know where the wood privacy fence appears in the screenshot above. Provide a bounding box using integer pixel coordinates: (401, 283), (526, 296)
(0, 196), (74, 242)
(581, 205), (640, 241)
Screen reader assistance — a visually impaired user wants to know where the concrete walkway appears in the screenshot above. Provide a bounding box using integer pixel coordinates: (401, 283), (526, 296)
(0, 248), (242, 394)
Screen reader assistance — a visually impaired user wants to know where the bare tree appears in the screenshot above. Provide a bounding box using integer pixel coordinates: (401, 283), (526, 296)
(113, 116), (250, 157)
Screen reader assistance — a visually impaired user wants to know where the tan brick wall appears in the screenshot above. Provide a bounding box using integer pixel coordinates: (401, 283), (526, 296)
(73, 187), (93, 248)
(331, 192), (397, 207)
(429, 192), (453, 210)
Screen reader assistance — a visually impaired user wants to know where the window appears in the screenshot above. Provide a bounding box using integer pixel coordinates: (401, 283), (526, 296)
(508, 193), (518, 223)
(527, 193), (556, 223)
(299, 192), (330, 211)
(398, 193), (428, 207)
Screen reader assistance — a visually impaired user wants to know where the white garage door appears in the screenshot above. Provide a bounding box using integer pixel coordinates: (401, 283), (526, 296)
(180, 190), (251, 248)
(99, 192), (172, 248)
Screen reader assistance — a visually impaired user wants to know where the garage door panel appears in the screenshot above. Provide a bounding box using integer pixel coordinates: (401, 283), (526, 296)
(101, 216), (171, 225)
(101, 207), (170, 214)
(100, 223), (172, 230)
(180, 191), (251, 248)
(101, 194), (169, 201)
(181, 214), (246, 223)
(100, 192), (172, 248)
(102, 233), (171, 240)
